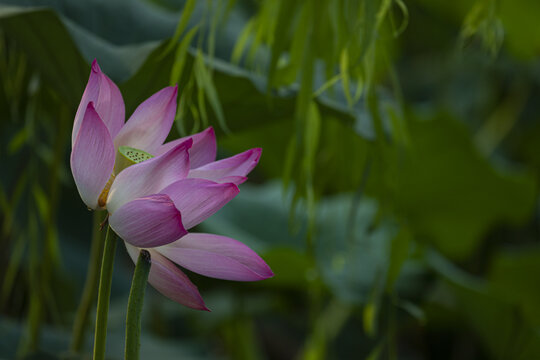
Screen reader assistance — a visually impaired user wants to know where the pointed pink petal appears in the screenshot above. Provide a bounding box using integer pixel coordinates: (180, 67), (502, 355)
(159, 179), (239, 229)
(95, 70), (125, 139)
(188, 148), (261, 185)
(109, 194), (187, 248)
(155, 127), (217, 168)
(113, 86), (178, 154)
(71, 103), (115, 210)
(158, 233), (274, 281)
(72, 60), (125, 145)
(106, 139), (192, 214)
(72, 60), (100, 146)
(125, 244), (208, 310)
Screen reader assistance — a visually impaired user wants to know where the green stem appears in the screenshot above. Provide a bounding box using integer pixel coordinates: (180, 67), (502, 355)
(93, 226), (118, 360)
(125, 250), (151, 360)
(71, 211), (106, 352)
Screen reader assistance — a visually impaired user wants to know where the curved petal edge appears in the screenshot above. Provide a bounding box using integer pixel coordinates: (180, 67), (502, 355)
(158, 233), (274, 281)
(125, 244), (209, 311)
(109, 194), (187, 248)
(71, 102), (115, 209)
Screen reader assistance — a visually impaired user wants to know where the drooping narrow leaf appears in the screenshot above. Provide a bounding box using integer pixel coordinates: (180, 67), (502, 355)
(194, 50), (229, 133)
(162, 0), (197, 56)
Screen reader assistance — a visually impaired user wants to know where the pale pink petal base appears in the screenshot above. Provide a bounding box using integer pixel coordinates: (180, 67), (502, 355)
(109, 194), (187, 248)
(159, 178), (240, 229)
(158, 233), (274, 281)
(71, 103), (115, 209)
(125, 243), (209, 311)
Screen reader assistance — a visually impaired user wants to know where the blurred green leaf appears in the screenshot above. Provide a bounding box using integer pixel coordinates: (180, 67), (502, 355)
(262, 248), (310, 288)
(169, 25), (199, 85)
(0, 6), (87, 107)
(7, 128), (27, 154)
(163, 0), (197, 56)
(428, 248), (540, 359)
(393, 113), (537, 259)
(385, 227), (412, 292)
(488, 246), (540, 327)
(499, 0), (540, 58)
(194, 50), (229, 133)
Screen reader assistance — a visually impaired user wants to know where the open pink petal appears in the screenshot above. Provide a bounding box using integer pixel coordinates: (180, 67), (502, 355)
(188, 148), (261, 184)
(155, 127), (216, 168)
(71, 103), (115, 210)
(158, 233), (274, 281)
(109, 194), (187, 248)
(72, 60), (125, 145)
(106, 139), (192, 214)
(160, 179), (239, 230)
(125, 244), (208, 310)
(113, 86), (178, 154)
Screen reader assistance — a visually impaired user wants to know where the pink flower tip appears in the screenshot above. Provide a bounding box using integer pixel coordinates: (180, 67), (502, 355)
(91, 59), (101, 73)
(168, 84), (178, 97)
(254, 261), (274, 280)
(251, 148), (262, 162)
(164, 85), (179, 102)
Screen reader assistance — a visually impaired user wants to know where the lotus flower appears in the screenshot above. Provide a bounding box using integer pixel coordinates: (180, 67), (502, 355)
(71, 60), (273, 310)
(71, 59), (179, 210)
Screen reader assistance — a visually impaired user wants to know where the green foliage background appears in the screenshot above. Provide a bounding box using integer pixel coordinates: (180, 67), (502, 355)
(0, 0), (539, 359)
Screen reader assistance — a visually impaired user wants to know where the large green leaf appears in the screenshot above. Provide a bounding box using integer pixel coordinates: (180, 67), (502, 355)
(393, 113), (536, 259)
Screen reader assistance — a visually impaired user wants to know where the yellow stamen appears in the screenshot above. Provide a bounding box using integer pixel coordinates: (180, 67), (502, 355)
(98, 173), (116, 208)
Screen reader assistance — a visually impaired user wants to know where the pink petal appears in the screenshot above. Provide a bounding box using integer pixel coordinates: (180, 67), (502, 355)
(125, 244), (208, 310)
(106, 139), (192, 214)
(157, 233), (274, 281)
(113, 86), (178, 154)
(72, 61), (100, 146)
(94, 68), (125, 139)
(216, 176), (248, 185)
(188, 148), (261, 185)
(159, 179), (239, 229)
(70, 103), (115, 210)
(109, 194), (187, 248)
(72, 60), (125, 145)
(156, 127), (217, 168)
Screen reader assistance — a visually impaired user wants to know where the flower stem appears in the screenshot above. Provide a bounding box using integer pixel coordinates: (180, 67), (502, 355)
(125, 249), (151, 360)
(93, 225), (118, 360)
(71, 211), (106, 352)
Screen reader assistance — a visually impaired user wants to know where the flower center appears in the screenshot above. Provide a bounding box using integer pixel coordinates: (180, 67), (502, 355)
(98, 147), (155, 209)
(114, 146), (154, 174)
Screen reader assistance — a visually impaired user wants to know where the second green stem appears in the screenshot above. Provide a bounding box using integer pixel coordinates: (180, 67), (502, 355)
(125, 249), (151, 360)
(93, 225), (118, 360)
